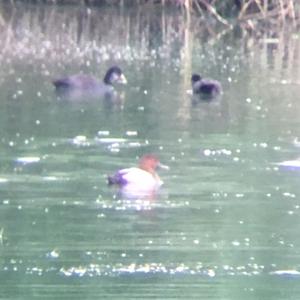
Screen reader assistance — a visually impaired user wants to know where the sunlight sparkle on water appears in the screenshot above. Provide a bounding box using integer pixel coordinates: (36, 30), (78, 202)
(15, 157), (41, 164)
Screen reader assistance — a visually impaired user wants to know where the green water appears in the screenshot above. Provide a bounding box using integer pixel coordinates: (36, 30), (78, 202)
(0, 3), (300, 299)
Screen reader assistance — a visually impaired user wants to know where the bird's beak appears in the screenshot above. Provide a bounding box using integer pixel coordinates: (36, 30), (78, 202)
(157, 162), (170, 170)
(118, 74), (127, 84)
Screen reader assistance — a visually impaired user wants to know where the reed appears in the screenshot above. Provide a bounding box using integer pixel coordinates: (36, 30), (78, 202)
(177, 1), (298, 30)
(6, 0), (300, 31)
(0, 0), (298, 80)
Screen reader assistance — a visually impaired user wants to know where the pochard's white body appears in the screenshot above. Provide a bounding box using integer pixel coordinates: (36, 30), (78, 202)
(116, 167), (163, 197)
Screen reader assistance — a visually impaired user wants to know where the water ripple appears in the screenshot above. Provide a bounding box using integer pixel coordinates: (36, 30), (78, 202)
(95, 198), (189, 211)
(20, 263), (299, 279)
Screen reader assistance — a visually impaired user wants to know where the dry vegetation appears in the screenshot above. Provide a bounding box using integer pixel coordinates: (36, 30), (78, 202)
(0, 0), (298, 71)
(6, 1), (299, 24)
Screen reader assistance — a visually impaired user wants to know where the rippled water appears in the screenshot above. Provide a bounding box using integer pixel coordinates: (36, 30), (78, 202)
(0, 3), (300, 299)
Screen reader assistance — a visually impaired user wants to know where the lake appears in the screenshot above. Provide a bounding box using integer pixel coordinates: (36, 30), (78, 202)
(0, 2), (300, 299)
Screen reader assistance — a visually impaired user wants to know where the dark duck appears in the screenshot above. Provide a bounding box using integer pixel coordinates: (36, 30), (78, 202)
(53, 66), (127, 100)
(191, 73), (222, 99)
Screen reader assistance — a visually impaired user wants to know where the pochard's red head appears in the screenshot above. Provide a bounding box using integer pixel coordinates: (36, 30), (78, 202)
(138, 154), (169, 174)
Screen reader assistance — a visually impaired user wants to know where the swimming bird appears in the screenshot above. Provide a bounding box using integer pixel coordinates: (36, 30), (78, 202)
(108, 154), (168, 198)
(191, 73), (222, 99)
(53, 66), (127, 100)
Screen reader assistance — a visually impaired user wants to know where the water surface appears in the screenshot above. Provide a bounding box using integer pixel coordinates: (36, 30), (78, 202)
(0, 3), (300, 299)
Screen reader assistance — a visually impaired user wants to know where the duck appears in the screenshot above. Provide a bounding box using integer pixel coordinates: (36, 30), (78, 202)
(107, 154), (169, 198)
(191, 73), (222, 98)
(53, 66), (127, 100)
